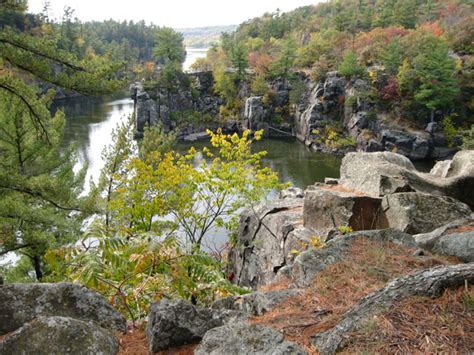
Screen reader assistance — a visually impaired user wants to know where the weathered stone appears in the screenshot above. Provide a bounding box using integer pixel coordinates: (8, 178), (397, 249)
(339, 151), (474, 209)
(430, 159), (452, 177)
(0, 283), (126, 335)
(381, 192), (471, 234)
(195, 322), (307, 355)
(228, 198), (304, 289)
(304, 186), (386, 239)
(0, 316), (119, 355)
(146, 299), (246, 353)
(211, 289), (302, 316)
(432, 231), (474, 262)
(414, 216), (473, 250)
(286, 229), (415, 287)
(279, 187), (304, 199)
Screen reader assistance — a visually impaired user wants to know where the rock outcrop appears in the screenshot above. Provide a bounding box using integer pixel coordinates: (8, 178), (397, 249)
(339, 151), (474, 208)
(381, 192), (471, 234)
(195, 322), (307, 355)
(227, 198), (304, 289)
(134, 71), (456, 159)
(146, 299), (246, 353)
(0, 316), (119, 355)
(0, 282), (127, 335)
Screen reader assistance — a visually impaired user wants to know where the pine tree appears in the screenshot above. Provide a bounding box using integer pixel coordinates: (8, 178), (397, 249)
(413, 42), (460, 122)
(338, 51), (366, 77)
(0, 92), (85, 280)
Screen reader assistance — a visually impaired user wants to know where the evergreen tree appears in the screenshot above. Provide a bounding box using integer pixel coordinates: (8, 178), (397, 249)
(338, 51), (366, 77)
(153, 27), (186, 66)
(413, 41), (460, 122)
(270, 37), (297, 80)
(0, 92), (85, 280)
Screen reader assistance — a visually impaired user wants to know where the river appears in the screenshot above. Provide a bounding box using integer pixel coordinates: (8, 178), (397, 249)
(58, 96), (343, 191)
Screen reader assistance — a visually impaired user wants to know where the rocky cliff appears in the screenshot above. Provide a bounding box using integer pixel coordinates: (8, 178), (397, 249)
(2, 151), (472, 354)
(133, 71), (456, 160)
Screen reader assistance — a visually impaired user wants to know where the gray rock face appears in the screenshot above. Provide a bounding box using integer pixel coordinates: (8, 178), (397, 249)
(381, 192), (471, 234)
(432, 231), (474, 262)
(339, 151), (474, 209)
(194, 322), (307, 355)
(227, 198), (304, 289)
(0, 283), (126, 335)
(303, 186), (386, 239)
(0, 316), (119, 355)
(243, 96), (265, 130)
(146, 299), (246, 353)
(414, 216), (473, 250)
(414, 216), (474, 262)
(211, 289), (302, 316)
(285, 229), (416, 287)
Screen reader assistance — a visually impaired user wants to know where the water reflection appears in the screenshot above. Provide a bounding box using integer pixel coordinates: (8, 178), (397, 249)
(58, 97), (134, 189)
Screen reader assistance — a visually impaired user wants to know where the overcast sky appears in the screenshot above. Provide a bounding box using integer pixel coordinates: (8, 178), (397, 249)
(27, 0), (320, 28)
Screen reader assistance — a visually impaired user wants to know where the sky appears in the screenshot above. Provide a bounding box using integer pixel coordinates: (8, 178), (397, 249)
(27, 0), (319, 28)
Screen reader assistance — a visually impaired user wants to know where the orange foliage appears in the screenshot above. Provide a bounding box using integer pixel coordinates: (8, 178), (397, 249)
(248, 51), (272, 75)
(421, 21), (444, 37)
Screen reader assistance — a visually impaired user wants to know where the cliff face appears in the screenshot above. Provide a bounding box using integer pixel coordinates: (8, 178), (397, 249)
(133, 71), (456, 160)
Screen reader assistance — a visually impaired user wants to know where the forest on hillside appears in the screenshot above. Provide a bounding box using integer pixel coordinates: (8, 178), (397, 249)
(192, 0), (473, 141)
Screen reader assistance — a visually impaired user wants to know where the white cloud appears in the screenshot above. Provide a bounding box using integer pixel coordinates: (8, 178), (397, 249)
(27, 0), (320, 28)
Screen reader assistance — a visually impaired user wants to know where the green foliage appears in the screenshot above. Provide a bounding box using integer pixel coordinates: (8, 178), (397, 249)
(382, 38), (403, 75)
(0, 92), (86, 280)
(442, 115), (459, 148)
(270, 37), (297, 79)
(338, 51), (366, 77)
(412, 41), (460, 120)
(153, 27), (186, 65)
(289, 76), (306, 106)
(251, 74), (269, 96)
(312, 126), (357, 150)
(46, 224), (249, 319)
(461, 125), (474, 150)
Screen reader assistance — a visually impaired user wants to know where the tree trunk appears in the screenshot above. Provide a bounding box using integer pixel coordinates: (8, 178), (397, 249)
(33, 255), (43, 280)
(312, 263), (474, 354)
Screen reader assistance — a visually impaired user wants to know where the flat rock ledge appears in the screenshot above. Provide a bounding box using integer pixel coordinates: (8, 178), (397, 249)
(195, 322), (308, 355)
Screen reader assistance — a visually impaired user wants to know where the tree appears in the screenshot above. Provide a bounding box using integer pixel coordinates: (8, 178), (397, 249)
(338, 51), (366, 77)
(153, 27), (185, 66)
(229, 42), (248, 81)
(0, 92), (85, 280)
(413, 41), (460, 122)
(270, 37), (297, 80)
(0, 4), (122, 137)
(382, 38), (403, 75)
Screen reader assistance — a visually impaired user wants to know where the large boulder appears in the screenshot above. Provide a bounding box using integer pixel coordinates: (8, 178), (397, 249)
(432, 231), (474, 263)
(0, 283), (126, 335)
(146, 299), (246, 353)
(339, 151), (474, 208)
(194, 322), (307, 355)
(0, 316), (119, 355)
(381, 192), (471, 234)
(228, 198), (304, 289)
(304, 186), (386, 239)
